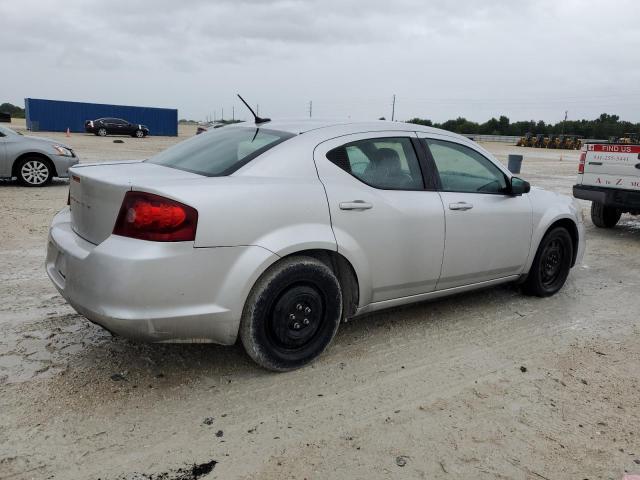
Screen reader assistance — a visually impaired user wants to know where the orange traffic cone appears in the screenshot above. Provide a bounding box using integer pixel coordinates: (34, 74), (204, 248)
(66, 128), (70, 138)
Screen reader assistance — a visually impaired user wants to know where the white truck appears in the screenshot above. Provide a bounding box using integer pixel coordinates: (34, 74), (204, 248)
(573, 143), (640, 228)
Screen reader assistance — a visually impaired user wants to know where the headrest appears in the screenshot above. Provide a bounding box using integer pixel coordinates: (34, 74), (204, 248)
(376, 148), (401, 171)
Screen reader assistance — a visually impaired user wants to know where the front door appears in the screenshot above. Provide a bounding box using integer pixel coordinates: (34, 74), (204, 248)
(419, 135), (532, 290)
(314, 132), (445, 307)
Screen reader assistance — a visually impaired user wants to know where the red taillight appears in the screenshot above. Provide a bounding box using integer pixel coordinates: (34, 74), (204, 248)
(578, 151), (586, 174)
(113, 191), (198, 242)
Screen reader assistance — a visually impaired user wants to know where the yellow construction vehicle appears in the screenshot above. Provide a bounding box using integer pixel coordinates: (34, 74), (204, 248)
(532, 134), (545, 148)
(574, 136), (583, 150)
(562, 135), (575, 150)
(618, 133), (639, 144)
(545, 135), (558, 148)
(517, 132), (533, 147)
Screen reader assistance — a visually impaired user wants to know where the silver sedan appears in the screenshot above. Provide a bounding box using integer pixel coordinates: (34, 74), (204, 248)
(46, 120), (585, 370)
(0, 125), (78, 186)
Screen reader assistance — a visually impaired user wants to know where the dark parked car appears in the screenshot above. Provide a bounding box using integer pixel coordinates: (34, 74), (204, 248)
(0, 112), (11, 123)
(85, 118), (149, 138)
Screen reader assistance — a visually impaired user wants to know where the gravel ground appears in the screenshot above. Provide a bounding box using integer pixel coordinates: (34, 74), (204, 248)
(1, 120), (639, 479)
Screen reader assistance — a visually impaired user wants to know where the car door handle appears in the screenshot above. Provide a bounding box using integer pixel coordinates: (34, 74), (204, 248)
(449, 202), (473, 211)
(339, 200), (373, 211)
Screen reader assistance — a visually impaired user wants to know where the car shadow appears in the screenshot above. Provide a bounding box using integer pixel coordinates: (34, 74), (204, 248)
(588, 215), (640, 243)
(56, 283), (523, 391)
(0, 177), (69, 188)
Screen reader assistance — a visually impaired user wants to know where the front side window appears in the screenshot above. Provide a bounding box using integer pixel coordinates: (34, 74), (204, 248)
(326, 137), (424, 190)
(148, 127), (295, 176)
(425, 139), (507, 194)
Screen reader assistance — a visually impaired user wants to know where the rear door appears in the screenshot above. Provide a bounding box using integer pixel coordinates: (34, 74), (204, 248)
(419, 134), (532, 290)
(581, 144), (640, 190)
(314, 132), (445, 306)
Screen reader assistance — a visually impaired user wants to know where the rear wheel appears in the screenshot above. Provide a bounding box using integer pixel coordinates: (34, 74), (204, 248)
(240, 256), (342, 371)
(16, 157), (53, 186)
(591, 201), (621, 228)
(523, 227), (573, 297)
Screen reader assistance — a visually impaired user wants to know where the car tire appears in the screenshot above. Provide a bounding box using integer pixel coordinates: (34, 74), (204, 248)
(16, 157), (53, 187)
(522, 227), (573, 297)
(134, 129), (144, 138)
(97, 127), (108, 137)
(590, 201), (621, 228)
(240, 256), (343, 372)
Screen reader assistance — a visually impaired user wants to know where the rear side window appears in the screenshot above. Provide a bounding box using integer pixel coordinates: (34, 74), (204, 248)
(425, 139), (507, 194)
(326, 137), (424, 190)
(148, 127), (295, 176)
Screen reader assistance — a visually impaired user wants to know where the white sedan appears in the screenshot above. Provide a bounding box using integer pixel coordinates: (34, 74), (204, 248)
(46, 120), (585, 371)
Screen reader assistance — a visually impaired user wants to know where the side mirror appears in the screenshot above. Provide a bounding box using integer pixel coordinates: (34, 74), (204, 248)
(510, 177), (530, 196)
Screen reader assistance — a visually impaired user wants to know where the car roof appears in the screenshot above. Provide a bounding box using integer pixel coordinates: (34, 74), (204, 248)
(228, 118), (466, 141)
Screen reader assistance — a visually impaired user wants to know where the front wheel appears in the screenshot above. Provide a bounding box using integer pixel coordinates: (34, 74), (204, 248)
(591, 202), (621, 228)
(134, 129), (145, 138)
(522, 227), (573, 297)
(97, 127), (107, 137)
(240, 256), (343, 371)
(17, 157), (53, 186)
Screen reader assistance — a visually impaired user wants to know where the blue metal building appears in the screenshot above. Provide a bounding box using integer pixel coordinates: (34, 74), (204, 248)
(25, 98), (178, 136)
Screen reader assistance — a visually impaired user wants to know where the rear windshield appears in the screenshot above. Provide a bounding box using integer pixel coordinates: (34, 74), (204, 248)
(147, 127), (295, 176)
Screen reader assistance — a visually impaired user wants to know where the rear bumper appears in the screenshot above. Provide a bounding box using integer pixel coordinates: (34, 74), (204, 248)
(45, 208), (276, 344)
(573, 184), (640, 211)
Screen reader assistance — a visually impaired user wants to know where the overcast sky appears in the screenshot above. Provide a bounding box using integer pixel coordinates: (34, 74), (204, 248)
(2, 0), (640, 123)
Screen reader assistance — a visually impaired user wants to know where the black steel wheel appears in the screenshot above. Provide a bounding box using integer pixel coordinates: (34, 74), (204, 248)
(523, 227), (573, 297)
(240, 256), (342, 371)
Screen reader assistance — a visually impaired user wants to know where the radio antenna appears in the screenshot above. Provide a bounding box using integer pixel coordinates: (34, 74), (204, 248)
(237, 94), (270, 124)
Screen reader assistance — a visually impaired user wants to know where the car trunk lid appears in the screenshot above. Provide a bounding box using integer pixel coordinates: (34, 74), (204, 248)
(69, 161), (201, 245)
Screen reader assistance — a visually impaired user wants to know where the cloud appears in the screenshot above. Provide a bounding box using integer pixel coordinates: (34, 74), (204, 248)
(1, 0), (639, 121)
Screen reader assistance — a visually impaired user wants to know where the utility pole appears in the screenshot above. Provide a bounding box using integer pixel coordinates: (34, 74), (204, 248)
(308, 100), (313, 118)
(561, 110), (568, 136)
(214, 111), (216, 122)
(232, 106), (235, 121)
(391, 94), (396, 121)
(221, 107), (224, 121)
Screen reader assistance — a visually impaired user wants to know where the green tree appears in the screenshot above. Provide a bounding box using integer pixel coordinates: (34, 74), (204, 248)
(0, 102), (25, 118)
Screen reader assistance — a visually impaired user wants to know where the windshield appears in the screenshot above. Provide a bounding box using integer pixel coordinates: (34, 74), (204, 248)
(147, 127), (295, 176)
(0, 125), (22, 136)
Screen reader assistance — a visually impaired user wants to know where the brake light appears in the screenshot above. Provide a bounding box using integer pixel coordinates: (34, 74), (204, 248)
(578, 151), (586, 174)
(113, 191), (198, 242)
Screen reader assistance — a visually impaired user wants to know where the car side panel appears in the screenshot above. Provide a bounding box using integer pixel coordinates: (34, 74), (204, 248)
(0, 136), (7, 176)
(524, 188), (585, 271)
(138, 176), (337, 255)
